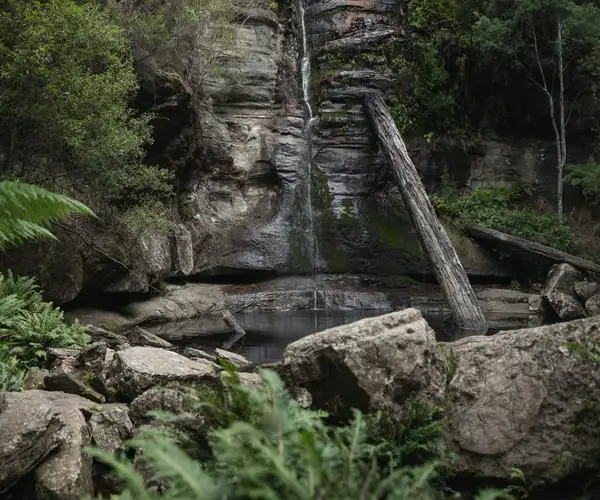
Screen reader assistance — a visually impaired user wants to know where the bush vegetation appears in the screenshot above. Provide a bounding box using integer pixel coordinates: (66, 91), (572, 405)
(91, 367), (517, 499)
(0, 0), (172, 211)
(432, 184), (576, 252)
(0, 272), (89, 390)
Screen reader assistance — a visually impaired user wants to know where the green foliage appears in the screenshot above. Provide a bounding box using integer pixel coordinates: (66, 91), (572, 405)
(109, 0), (265, 99)
(472, 0), (600, 135)
(0, 180), (94, 249)
(0, 0), (171, 209)
(432, 185), (576, 251)
(440, 344), (458, 386)
(92, 369), (516, 499)
(564, 163), (600, 207)
(0, 348), (26, 392)
(117, 200), (173, 235)
(385, 0), (475, 138)
(388, 0), (600, 143)
(0, 271), (89, 369)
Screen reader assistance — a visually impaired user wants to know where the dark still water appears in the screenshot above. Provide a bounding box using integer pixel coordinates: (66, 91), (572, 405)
(147, 309), (452, 365)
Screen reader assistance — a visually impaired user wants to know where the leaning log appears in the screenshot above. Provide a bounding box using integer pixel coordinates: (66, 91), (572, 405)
(364, 93), (487, 332)
(465, 224), (600, 276)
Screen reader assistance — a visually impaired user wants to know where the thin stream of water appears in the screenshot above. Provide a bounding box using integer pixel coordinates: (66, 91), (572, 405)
(298, 0), (319, 311)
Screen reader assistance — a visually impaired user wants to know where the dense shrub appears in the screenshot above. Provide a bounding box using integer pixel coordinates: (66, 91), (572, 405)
(432, 185), (576, 252)
(565, 163), (600, 207)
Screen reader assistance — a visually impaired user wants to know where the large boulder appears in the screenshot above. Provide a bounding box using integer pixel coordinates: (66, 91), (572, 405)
(542, 263), (586, 320)
(282, 308), (446, 418)
(127, 326), (173, 349)
(0, 391), (96, 497)
(34, 404), (93, 500)
(0, 396), (63, 492)
(445, 316), (600, 484)
(105, 347), (218, 401)
(129, 386), (187, 425)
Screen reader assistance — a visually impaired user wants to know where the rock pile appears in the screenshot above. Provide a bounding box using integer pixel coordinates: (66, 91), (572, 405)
(0, 326), (251, 499)
(3, 308), (600, 496)
(542, 262), (600, 320)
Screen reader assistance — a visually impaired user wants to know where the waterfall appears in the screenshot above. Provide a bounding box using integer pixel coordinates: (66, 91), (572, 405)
(298, 0), (319, 310)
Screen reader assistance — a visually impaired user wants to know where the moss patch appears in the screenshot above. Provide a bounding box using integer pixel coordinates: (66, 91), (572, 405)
(310, 172), (428, 274)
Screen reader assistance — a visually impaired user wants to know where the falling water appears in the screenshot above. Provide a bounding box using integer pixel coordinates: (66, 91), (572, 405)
(298, 0), (319, 310)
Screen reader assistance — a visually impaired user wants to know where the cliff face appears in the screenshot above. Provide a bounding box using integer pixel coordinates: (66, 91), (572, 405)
(0, 1), (568, 302)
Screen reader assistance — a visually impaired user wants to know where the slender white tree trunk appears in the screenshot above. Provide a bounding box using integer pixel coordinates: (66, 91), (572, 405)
(530, 18), (566, 221)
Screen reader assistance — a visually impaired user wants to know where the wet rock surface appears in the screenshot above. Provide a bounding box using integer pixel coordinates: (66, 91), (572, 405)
(69, 276), (543, 332)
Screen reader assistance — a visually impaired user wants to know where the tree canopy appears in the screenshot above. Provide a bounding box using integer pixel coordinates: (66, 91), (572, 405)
(0, 0), (171, 209)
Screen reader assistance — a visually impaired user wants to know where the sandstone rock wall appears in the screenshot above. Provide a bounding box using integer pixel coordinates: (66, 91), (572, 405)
(0, 1), (576, 302)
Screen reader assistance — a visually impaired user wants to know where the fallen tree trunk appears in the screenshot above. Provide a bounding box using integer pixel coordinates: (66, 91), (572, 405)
(222, 310), (247, 349)
(364, 93), (487, 332)
(465, 224), (600, 276)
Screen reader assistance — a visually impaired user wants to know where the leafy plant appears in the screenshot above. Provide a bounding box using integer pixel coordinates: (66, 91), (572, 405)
(92, 370), (446, 499)
(566, 341), (600, 363)
(0, 180), (94, 249)
(565, 163), (600, 207)
(0, 271), (89, 368)
(440, 344), (458, 385)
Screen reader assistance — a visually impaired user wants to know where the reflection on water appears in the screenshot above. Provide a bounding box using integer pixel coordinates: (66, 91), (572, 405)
(148, 309), (453, 365)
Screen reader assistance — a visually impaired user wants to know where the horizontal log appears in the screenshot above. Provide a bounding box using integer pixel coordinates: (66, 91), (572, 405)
(465, 224), (600, 276)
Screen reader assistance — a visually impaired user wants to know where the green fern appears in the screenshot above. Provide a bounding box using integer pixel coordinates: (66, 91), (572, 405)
(0, 271), (89, 368)
(0, 180), (94, 249)
(92, 370), (453, 500)
(0, 349), (26, 391)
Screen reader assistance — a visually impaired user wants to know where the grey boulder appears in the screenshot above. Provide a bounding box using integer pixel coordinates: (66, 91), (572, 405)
(282, 308), (446, 418)
(542, 263), (586, 320)
(575, 281), (600, 303)
(445, 316), (600, 484)
(106, 347), (218, 401)
(86, 404), (134, 452)
(0, 391), (96, 497)
(585, 293), (600, 317)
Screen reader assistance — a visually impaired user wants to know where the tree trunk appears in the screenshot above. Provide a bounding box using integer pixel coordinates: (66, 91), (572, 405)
(557, 18), (567, 221)
(364, 93), (487, 332)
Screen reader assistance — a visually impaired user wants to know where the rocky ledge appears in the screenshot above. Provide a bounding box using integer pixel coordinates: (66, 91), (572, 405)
(67, 275), (545, 333)
(3, 309), (600, 497)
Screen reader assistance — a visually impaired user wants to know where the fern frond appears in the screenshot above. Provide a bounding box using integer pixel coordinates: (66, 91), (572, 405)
(0, 180), (94, 249)
(87, 448), (154, 500)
